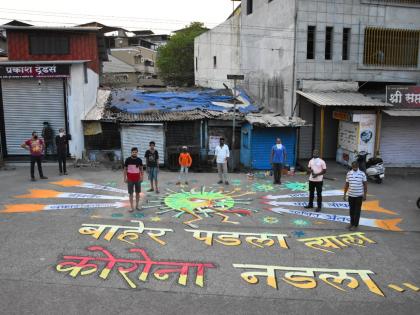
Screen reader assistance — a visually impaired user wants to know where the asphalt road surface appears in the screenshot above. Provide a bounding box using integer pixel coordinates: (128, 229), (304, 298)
(0, 164), (419, 315)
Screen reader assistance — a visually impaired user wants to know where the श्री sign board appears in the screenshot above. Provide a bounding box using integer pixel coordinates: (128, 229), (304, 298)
(0, 65), (70, 78)
(386, 85), (420, 108)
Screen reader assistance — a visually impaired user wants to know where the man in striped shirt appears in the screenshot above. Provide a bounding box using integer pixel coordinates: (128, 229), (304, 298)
(343, 161), (367, 231)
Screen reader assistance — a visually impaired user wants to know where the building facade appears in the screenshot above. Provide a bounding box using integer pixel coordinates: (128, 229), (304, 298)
(0, 25), (101, 159)
(195, 0), (420, 166)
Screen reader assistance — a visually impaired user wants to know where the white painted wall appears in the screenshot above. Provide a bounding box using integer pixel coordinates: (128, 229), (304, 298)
(195, 0), (297, 115)
(67, 64), (99, 159)
(240, 0), (296, 116)
(195, 13), (241, 89)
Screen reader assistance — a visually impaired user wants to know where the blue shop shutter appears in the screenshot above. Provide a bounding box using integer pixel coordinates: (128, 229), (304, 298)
(251, 127), (296, 170)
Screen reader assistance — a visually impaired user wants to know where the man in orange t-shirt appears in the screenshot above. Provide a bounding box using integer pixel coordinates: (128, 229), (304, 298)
(176, 146), (192, 185)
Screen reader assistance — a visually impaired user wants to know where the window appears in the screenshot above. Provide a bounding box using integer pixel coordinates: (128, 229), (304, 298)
(307, 26), (316, 59)
(247, 0), (253, 15)
(363, 27), (420, 67)
(325, 27), (333, 60)
(213, 56), (217, 69)
(29, 34), (69, 55)
(195, 57), (198, 71)
(342, 28), (351, 60)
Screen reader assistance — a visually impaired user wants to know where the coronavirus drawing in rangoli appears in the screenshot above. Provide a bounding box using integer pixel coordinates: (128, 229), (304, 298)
(148, 186), (256, 228)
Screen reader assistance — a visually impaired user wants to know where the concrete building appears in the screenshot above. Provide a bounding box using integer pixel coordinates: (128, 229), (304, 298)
(195, 0), (420, 166)
(0, 25), (101, 159)
(110, 47), (157, 76)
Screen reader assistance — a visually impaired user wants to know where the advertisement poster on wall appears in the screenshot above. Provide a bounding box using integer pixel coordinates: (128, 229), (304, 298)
(209, 136), (221, 154)
(354, 114), (376, 157)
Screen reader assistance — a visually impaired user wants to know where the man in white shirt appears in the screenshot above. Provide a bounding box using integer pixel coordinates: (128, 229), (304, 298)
(304, 149), (327, 212)
(343, 161), (367, 231)
(214, 137), (230, 185)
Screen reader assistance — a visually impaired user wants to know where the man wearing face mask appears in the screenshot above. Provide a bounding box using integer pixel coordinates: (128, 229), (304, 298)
(21, 131), (48, 181)
(55, 128), (71, 175)
(304, 149), (327, 212)
(270, 138), (287, 184)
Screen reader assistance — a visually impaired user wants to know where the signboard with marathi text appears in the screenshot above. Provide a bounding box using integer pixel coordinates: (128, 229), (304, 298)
(386, 85), (420, 108)
(333, 111), (351, 121)
(0, 64), (70, 78)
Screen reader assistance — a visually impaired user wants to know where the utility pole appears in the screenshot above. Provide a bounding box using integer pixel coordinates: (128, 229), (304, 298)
(227, 74), (244, 171)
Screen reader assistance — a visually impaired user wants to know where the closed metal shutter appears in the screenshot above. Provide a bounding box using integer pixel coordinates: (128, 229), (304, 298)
(1, 79), (65, 155)
(251, 127), (296, 170)
(298, 101), (314, 159)
(121, 124), (165, 163)
(380, 115), (420, 166)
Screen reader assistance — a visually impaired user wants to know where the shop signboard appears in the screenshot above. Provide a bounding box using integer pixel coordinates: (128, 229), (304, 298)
(386, 85), (420, 108)
(0, 64), (70, 78)
(333, 111), (351, 121)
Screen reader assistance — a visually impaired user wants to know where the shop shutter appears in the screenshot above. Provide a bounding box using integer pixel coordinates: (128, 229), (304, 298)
(298, 101), (314, 159)
(251, 127), (296, 170)
(121, 124), (165, 163)
(1, 78), (65, 155)
(380, 115), (420, 166)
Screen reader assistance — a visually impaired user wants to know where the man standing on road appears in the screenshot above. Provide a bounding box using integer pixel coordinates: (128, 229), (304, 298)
(124, 147), (144, 212)
(145, 141), (160, 194)
(343, 161), (367, 231)
(42, 121), (54, 158)
(214, 137), (230, 185)
(270, 138), (287, 185)
(21, 131), (48, 181)
(304, 149), (326, 212)
(55, 128), (71, 176)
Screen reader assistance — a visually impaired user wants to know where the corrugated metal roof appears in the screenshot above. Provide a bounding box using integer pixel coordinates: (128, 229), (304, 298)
(84, 89), (242, 122)
(297, 91), (392, 107)
(383, 109), (420, 117)
(245, 114), (306, 127)
(102, 109), (241, 122)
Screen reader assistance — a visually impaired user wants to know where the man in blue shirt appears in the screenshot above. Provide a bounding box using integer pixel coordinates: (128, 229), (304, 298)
(270, 138), (287, 184)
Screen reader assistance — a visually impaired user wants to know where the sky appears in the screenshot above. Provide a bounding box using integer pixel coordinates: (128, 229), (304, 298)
(0, 0), (239, 34)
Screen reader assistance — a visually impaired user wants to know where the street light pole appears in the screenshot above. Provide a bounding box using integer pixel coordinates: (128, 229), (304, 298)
(227, 74), (244, 171)
(232, 78), (237, 155)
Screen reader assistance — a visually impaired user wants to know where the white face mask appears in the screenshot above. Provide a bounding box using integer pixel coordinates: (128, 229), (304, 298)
(59, 132), (64, 137)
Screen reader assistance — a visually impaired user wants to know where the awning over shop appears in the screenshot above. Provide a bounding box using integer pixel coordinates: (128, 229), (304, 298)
(383, 109), (420, 117)
(244, 114), (306, 127)
(296, 91), (392, 107)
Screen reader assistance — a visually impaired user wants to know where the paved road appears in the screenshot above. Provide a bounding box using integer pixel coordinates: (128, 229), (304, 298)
(0, 164), (419, 315)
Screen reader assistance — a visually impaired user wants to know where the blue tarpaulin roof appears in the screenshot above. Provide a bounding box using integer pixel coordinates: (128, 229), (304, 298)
(110, 89), (258, 114)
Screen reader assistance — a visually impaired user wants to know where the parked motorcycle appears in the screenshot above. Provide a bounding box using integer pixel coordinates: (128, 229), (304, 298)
(356, 151), (385, 184)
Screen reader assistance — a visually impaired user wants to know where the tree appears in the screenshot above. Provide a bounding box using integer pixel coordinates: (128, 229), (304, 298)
(157, 22), (208, 86)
